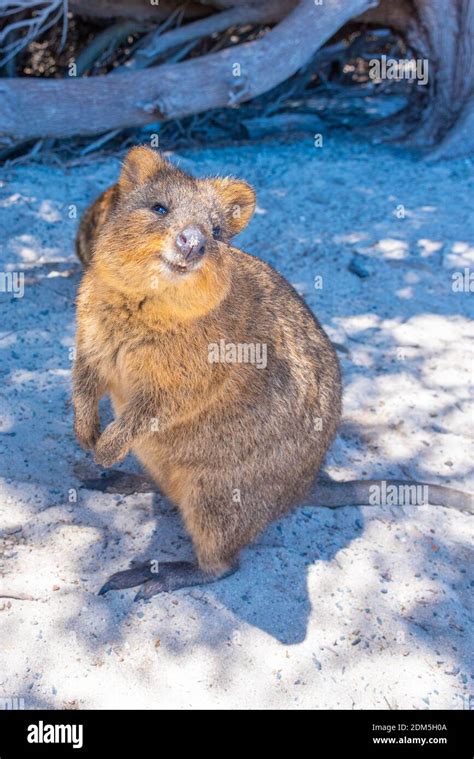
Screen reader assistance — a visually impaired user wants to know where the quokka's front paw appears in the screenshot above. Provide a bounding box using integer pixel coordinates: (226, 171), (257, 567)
(74, 411), (100, 451)
(94, 423), (129, 468)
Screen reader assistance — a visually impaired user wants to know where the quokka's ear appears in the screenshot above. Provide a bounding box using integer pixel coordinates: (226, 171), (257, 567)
(119, 146), (167, 192)
(210, 178), (256, 236)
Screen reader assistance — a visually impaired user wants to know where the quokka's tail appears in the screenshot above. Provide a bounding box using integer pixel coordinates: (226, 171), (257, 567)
(309, 478), (474, 515)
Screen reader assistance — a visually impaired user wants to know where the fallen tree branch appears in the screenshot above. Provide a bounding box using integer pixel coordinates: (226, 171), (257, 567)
(118, 3), (289, 72)
(74, 19), (148, 76)
(0, 0), (378, 142)
(114, 5), (186, 73)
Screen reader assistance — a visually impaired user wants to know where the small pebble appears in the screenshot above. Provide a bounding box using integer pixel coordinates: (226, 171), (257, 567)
(348, 255), (371, 278)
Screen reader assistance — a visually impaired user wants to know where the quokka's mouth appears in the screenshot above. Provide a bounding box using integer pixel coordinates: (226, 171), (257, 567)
(162, 256), (202, 275)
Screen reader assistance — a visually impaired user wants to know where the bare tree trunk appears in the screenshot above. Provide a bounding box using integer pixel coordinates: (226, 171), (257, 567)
(360, 0), (474, 159)
(417, 0), (474, 159)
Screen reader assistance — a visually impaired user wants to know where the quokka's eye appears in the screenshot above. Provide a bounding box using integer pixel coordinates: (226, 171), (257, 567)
(152, 204), (168, 216)
(212, 226), (221, 239)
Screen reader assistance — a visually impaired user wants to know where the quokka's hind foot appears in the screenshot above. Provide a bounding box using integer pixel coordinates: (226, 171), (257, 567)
(98, 561), (156, 595)
(99, 559), (238, 601)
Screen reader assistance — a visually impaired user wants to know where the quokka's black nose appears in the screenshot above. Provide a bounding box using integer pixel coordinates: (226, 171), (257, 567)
(175, 226), (206, 261)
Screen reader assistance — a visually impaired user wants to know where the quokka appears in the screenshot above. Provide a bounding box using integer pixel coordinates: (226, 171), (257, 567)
(73, 147), (472, 600)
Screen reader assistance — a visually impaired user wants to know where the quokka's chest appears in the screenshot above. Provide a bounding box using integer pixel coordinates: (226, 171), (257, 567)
(96, 317), (220, 396)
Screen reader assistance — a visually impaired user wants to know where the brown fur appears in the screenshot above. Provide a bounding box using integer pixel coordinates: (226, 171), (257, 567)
(75, 184), (119, 268)
(73, 146), (342, 579)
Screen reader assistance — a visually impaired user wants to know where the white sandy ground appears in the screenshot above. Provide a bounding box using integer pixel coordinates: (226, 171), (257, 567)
(0, 134), (473, 710)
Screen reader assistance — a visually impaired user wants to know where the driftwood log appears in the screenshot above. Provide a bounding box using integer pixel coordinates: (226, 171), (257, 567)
(0, 0), (473, 159)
